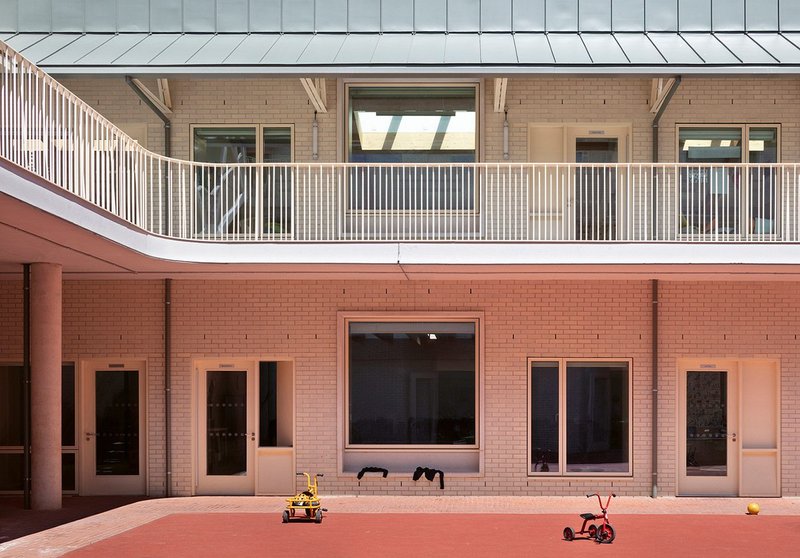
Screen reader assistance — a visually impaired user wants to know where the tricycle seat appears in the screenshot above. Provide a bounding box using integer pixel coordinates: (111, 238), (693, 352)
(580, 513), (596, 521)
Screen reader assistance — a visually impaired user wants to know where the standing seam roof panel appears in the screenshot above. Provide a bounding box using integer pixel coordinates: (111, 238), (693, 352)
(37, 34), (115, 65)
(479, 34), (518, 64)
(3, 33), (49, 52)
(407, 34), (447, 64)
(681, 34), (739, 63)
(647, 33), (704, 63)
(260, 34), (313, 64)
(334, 34), (380, 65)
(186, 34), (249, 65)
(613, 33), (666, 64)
(74, 34), (149, 65)
(547, 33), (591, 64)
(19, 34), (81, 64)
(149, 34), (215, 65)
(297, 34), (347, 65)
(750, 33), (800, 63)
(513, 33), (555, 63)
(445, 34), (481, 64)
(222, 34), (280, 64)
(715, 34), (778, 64)
(581, 34), (628, 64)
(371, 34), (413, 64)
(112, 34), (182, 65)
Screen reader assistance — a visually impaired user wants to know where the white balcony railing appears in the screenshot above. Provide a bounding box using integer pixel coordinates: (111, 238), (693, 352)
(2, 40), (799, 243)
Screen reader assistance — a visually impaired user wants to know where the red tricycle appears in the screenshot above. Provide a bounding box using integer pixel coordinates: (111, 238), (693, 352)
(563, 493), (616, 544)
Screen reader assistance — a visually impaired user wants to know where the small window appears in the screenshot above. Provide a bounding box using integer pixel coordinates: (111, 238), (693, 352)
(529, 359), (631, 476)
(191, 125), (293, 238)
(347, 321), (477, 446)
(678, 125), (779, 236)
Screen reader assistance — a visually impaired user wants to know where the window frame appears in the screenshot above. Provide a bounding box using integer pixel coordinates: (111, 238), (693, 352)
(675, 123), (782, 238)
(0, 362), (78, 494)
(190, 123), (295, 164)
(340, 312), (483, 451)
(527, 357), (633, 477)
(342, 82), (481, 215)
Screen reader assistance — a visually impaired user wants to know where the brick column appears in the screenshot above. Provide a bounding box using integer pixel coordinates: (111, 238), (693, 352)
(30, 263), (62, 510)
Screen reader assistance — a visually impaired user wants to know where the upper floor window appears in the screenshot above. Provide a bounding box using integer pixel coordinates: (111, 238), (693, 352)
(678, 125), (779, 237)
(191, 125), (293, 238)
(348, 86), (476, 164)
(346, 86), (478, 212)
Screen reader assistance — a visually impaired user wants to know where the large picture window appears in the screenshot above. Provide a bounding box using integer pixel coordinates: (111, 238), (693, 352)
(347, 321), (477, 446)
(678, 125), (779, 237)
(529, 359), (631, 475)
(192, 125), (293, 238)
(347, 86), (477, 211)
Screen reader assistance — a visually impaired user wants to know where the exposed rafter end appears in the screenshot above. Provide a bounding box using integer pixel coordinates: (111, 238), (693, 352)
(130, 78), (172, 115)
(650, 77), (678, 115)
(157, 79), (172, 110)
(493, 78), (508, 113)
(300, 78), (327, 113)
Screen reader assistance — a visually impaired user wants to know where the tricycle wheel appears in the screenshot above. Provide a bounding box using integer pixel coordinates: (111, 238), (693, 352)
(588, 525), (597, 538)
(563, 527), (575, 541)
(305, 508), (312, 518)
(596, 524), (615, 544)
(314, 508), (323, 524)
(281, 510), (289, 523)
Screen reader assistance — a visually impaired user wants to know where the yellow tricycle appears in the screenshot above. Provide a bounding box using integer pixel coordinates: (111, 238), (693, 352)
(282, 472), (327, 524)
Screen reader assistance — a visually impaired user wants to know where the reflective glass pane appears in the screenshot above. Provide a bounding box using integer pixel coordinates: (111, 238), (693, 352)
(262, 127), (292, 235)
(207, 371), (248, 475)
(95, 370), (139, 476)
(62, 452), (76, 491)
(0, 365), (24, 446)
(686, 371), (727, 477)
(748, 127), (779, 235)
(0, 453), (23, 491)
(349, 322), (476, 445)
(530, 362), (560, 472)
(678, 128), (742, 235)
(193, 127), (258, 236)
(566, 363), (629, 473)
(62, 364), (75, 447)
(574, 138), (618, 240)
(259, 362), (277, 447)
(348, 87), (476, 211)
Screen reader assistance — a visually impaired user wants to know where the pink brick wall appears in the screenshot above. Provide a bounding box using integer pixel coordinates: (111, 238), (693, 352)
(1, 279), (797, 497)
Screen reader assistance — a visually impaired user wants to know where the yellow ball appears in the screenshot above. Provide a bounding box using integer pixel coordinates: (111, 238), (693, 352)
(747, 503), (760, 515)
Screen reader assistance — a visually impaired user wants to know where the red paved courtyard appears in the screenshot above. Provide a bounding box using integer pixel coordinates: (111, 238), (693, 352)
(64, 512), (799, 558)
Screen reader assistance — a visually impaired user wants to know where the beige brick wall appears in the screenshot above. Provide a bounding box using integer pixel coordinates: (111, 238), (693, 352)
(1, 279), (798, 497)
(55, 75), (800, 165)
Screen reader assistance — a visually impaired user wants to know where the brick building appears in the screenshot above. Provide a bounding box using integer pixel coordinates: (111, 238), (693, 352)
(0, 0), (797, 508)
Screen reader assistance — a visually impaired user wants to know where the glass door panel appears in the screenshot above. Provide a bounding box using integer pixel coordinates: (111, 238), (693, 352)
(678, 363), (739, 496)
(196, 363), (256, 495)
(574, 138), (618, 240)
(206, 371), (247, 476)
(80, 361), (146, 495)
(95, 370), (139, 476)
(686, 371), (727, 477)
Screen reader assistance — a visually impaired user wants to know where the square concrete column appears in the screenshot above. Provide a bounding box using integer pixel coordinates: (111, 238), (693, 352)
(30, 263), (62, 510)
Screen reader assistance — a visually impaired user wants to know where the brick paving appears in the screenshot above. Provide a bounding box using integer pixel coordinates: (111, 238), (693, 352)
(1, 496), (799, 557)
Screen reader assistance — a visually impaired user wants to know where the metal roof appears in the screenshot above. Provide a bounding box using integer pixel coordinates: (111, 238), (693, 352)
(3, 31), (800, 75)
(3, 1), (800, 35)
(2, 1), (800, 74)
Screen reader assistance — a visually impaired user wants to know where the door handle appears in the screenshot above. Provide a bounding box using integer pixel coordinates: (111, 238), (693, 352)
(85, 432), (96, 441)
(250, 432), (255, 441)
(731, 433), (737, 442)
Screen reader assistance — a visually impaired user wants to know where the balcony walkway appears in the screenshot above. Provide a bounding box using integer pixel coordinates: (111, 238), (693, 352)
(1, 495), (798, 557)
